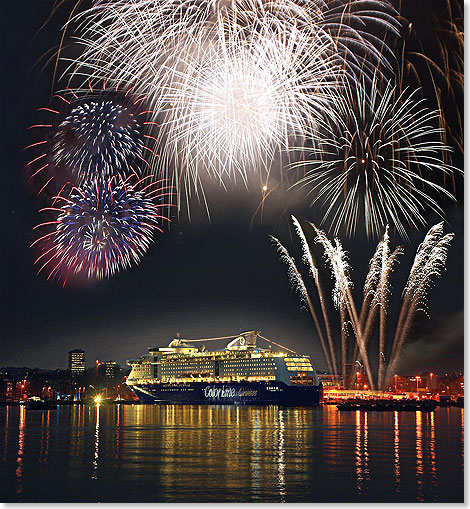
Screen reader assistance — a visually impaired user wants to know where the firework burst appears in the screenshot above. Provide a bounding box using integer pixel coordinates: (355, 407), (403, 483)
(25, 83), (156, 195)
(295, 76), (458, 239)
(396, 0), (463, 158)
(66, 0), (399, 206)
(32, 176), (171, 283)
(71, 0), (398, 92)
(163, 17), (341, 187)
(51, 98), (144, 183)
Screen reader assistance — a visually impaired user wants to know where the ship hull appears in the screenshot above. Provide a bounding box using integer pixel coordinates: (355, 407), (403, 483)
(127, 380), (322, 406)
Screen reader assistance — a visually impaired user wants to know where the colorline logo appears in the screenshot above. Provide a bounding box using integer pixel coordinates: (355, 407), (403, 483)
(203, 386), (257, 398)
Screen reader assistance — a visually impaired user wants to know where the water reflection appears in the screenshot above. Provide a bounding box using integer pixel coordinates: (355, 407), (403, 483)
(461, 409), (464, 469)
(15, 405), (26, 499)
(39, 410), (50, 465)
(429, 411), (437, 500)
(355, 410), (369, 494)
(3, 405), (10, 461)
(115, 404), (120, 462)
(0, 404), (464, 503)
(251, 409), (261, 497)
(92, 404), (100, 480)
(363, 412), (369, 488)
(416, 412), (423, 502)
(355, 410), (363, 493)
(276, 409), (286, 501)
(394, 411), (400, 495)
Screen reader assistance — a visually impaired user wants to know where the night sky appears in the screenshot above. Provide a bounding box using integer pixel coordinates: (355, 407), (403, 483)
(1, 0), (464, 374)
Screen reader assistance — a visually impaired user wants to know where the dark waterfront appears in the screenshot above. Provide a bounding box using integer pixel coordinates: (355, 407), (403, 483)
(0, 404), (463, 502)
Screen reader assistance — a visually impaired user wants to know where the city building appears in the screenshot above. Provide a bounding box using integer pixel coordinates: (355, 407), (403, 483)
(97, 361), (121, 380)
(68, 349), (86, 375)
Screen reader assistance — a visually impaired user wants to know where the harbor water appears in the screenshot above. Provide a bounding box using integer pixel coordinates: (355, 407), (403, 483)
(0, 404), (464, 502)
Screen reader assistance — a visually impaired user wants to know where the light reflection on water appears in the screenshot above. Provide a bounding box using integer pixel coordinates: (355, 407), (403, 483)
(0, 404), (464, 503)
(416, 411), (424, 501)
(394, 411), (400, 496)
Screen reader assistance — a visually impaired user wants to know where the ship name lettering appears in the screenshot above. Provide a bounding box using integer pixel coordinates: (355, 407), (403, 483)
(203, 386), (236, 398)
(238, 389), (258, 397)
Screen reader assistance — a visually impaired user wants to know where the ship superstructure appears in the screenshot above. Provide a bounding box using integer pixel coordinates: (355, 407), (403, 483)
(126, 331), (322, 405)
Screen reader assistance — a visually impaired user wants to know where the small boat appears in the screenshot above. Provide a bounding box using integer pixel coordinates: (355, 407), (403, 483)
(337, 399), (438, 412)
(25, 398), (57, 410)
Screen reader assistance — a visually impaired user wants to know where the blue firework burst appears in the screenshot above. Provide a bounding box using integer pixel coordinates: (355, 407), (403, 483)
(34, 177), (170, 282)
(52, 99), (145, 183)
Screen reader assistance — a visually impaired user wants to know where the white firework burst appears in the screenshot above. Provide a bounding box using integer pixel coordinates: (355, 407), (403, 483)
(162, 16), (341, 188)
(295, 77), (459, 239)
(66, 0), (399, 208)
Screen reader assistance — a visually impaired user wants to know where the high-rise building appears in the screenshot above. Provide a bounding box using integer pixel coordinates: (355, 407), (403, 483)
(69, 350), (85, 375)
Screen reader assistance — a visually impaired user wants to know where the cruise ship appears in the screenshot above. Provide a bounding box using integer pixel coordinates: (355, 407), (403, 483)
(126, 331), (323, 405)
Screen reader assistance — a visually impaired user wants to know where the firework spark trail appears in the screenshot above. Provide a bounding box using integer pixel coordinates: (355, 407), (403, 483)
(318, 0), (400, 80)
(388, 223), (444, 365)
(385, 223), (454, 384)
(348, 227), (402, 388)
(292, 216), (338, 377)
(274, 217), (453, 391)
(376, 228), (403, 389)
(270, 235), (335, 375)
(348, 235), (387, 369)
(339, 304), (348, 382)
(295, 76), (459, 239)
(33, 176), (172, 283)
(397, 0), (463, 157)
(311, 224), (375, 389)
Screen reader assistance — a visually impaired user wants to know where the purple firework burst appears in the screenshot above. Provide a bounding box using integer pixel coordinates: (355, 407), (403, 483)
(33, 176), (171, 283)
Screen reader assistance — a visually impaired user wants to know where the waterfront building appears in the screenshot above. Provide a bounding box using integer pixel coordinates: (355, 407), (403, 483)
(97, 361), (121, 380)
(68, 349), (86, 375)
